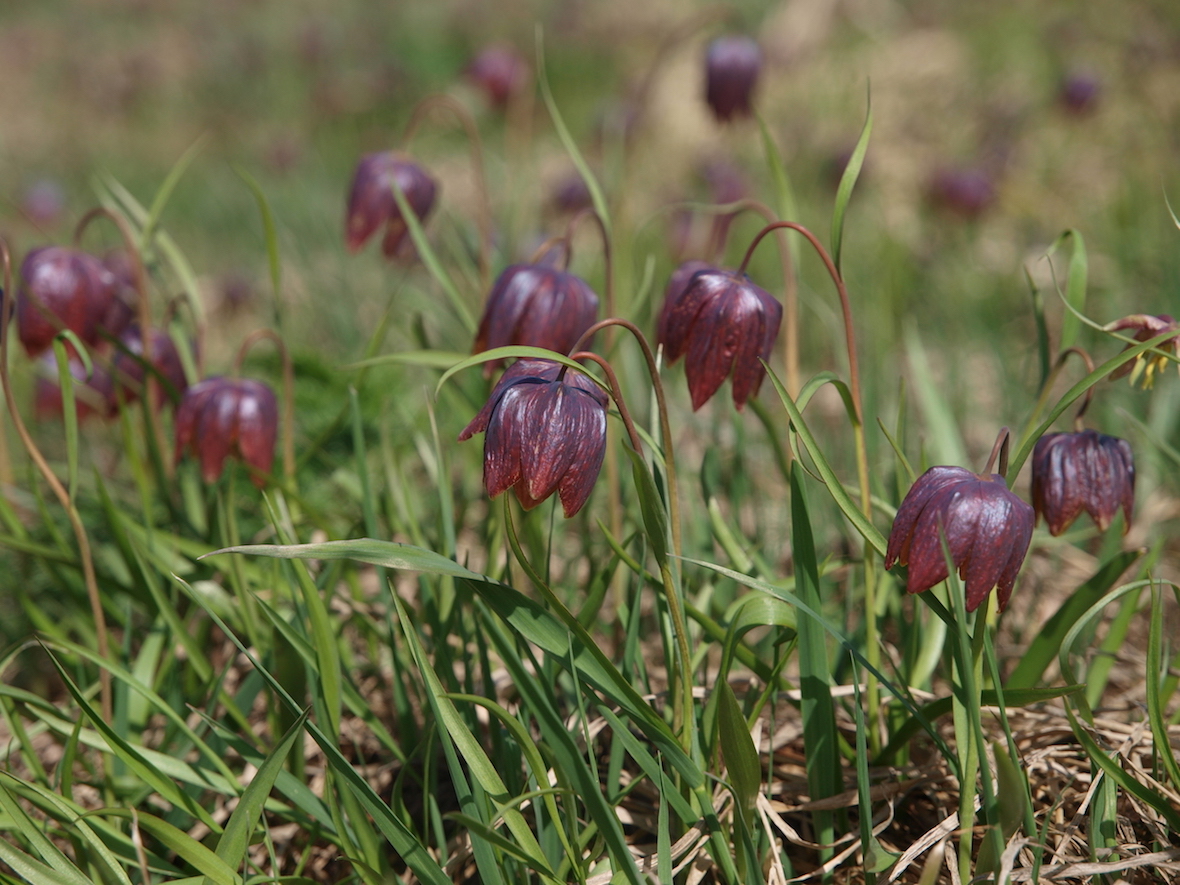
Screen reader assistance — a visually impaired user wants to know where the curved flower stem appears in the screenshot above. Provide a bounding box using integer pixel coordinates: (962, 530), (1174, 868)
(527, 235), (572, 268)
(1020, 346), (1097, 440)
(234, 329), (295, 484)
(571, 317), (681, 562)
(0, 239), (112, 724)
(739, 219), (880, 745)
(402, 94), (494, 292)
(572, 349), (694, 751)
(983, 427), (1011, 477)
(563, 207), (615, 321)
(75, 206), (172, 477)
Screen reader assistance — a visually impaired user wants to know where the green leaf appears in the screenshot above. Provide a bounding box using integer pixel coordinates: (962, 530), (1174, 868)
(0, 778), (92, 885)
(232, 164), (283, 326)
(1006, 549), (1140, 690)
(1043, 229), (1087, 351)
(105, 809), (240, 885)
(624, 446), (668, 565)
(434, 346), (609, 398)
(716, 681), (761, 814)
(831, 90), (872, 273)
(212, 709), (310, 881)
(141, 134), (210, 248)
(763, 365), (887, 555)
(1147, 583), (1180, 790)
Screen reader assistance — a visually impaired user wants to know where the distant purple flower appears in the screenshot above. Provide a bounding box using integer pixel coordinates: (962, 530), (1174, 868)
(473, 264), (599, 373)
(885, 466), (1034, 612)
(175, 377), (278, 486)
(656, 266), (781, 410)
(928, 167), (996, 219)
(466, 45), (529, 108)
(345, 152), (437, 258)
(459, 359), (608, 517)
(705, 36), (761, 122)
(1032, 430), (1134, 535)
(1059, 70), (1101, 115)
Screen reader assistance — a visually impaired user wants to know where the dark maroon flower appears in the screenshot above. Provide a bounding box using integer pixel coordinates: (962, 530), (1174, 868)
(656, 266), (781, 411)
(550, 171), (593, 215)
(465, 44), (529, 108)
(473, 264), (599, 373)
(458, 359), (608, 517)
(1031, 430), (1133, 535)
(1105, 313), (1180, 388)
(1059, 70), (1101, 115)
(175, 377), (278, 486)
(17, 246), (118, 357)
(345, 152), (438, 258)
(111, 326), (190, 410)
(885, 466), (1034, 612)
(704, 36), (761, 122)
(927, 167), (996, 219)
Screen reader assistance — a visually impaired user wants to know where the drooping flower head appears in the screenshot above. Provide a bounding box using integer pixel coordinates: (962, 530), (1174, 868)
(1105, 313), (1180, 388)
(704, 35), (761, 123)
(459, 359), (608, 517)
(110, 325), (190, 411)
(473, 263), (599, 374)
(1031, 430), (1134, 535)
(656, 266), (781, 410)
(885, 466), (1035, 612)
(17, 246), (118, 357)
(175, 377), (278, 486)
(465, 44), (529, 109)
(344, 152), (438, 258)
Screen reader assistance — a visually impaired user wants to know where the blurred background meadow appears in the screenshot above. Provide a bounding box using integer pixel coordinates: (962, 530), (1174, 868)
(2, 0), (1180, 882)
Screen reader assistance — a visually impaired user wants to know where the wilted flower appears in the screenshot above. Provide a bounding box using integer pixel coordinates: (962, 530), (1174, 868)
(17, 246), (118, 357)
(473, 263), (599, 373)
(885, 466), (1035, 612)
(465, 44), (529, 108)
(1105, 313), (1180, 388)
(704, 36), (761, 122)
(344, 152), (437, 258)
(458, 359), (608, 517)
(656, 266), (781, 410)
(1031, 430), (1134, 535)
(175, 377), (278, 486)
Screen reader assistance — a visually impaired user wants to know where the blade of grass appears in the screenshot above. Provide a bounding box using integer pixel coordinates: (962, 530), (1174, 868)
(831, 90), (872, 274)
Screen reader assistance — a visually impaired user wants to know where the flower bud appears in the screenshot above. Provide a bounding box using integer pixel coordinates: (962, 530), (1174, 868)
(459, 359), (608, 517)
(1031, 430), (1134, 535)
(345, 152), (438, 258)
(175, 377), (278, 486)
(885, 466), (1034, 612)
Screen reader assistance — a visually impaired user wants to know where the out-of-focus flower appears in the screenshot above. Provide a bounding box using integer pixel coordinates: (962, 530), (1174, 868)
(549, 171), (593, 215)
(458, 358), (608, 517)
(1031, 430), (1134, 535)
(34, 354), (115, 422)
(111, 325), (190, 410)
(17, 246), (118, 357)
(344, 152), (437, 258)
(1059, 70), (1101, 115)
(100, 249), (142, 338)
(1105, 313), (1180, 388)
(22, 179), (65, 228)
(473, 263), (599, 373)
(465, 44), (529, 108)
(175, 377), (278, 486)
(927, 167), (996, 219)
(656, 266), (781, 410)
(704, 35), (761, 122)
(885, 466), (1035, 612)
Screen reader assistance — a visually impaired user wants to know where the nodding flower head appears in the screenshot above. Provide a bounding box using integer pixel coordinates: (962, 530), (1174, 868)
(704, 35), (761, 123)
(473, 263), (599, 374)
(656, 266), (781, 411)
(459, 359), (608, 517)
(465, 44), (529, 109)
(885, 466), (1035, 612)
(17, 246), (118, 357)
(345, 152), (438, 258)
(1105, 313), (1180, 388)
(1031, 429), (1134, 535)
(111, 325), (190, 411)
(175, 377), (278, 486)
